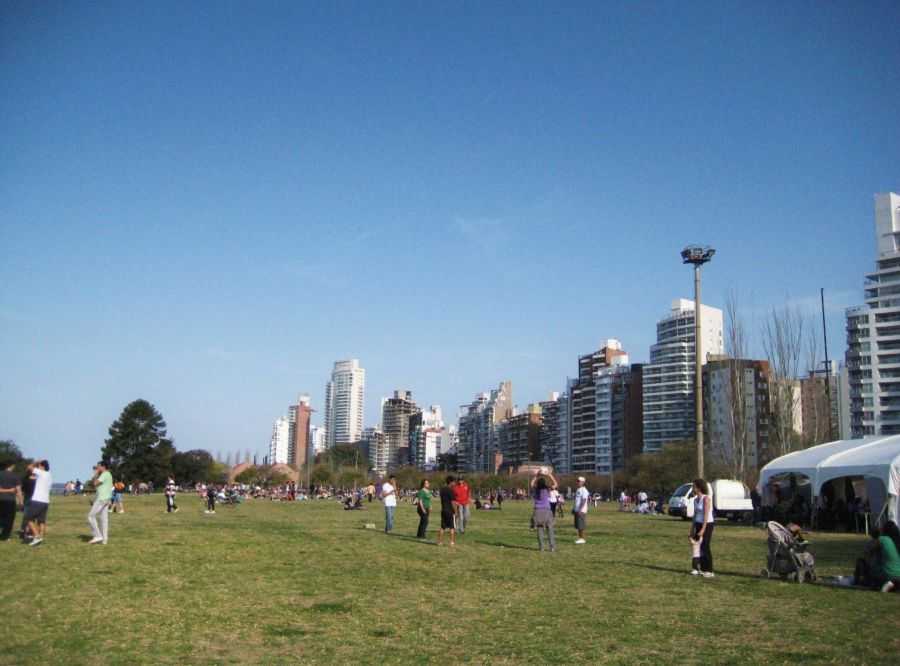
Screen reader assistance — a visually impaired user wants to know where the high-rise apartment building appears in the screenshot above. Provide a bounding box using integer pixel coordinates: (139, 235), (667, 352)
(381, 390), (420, 469)
(409, 405), (447, 471)
(496, 404), (542, 472)
(287, 395), (313, 468)
(325, 358), (365, 448)
(569, 340), (628, 473)
(269, 416), (291, 465)
(539, 392), (570, 473)
(703, 358), (770, 475)
(846, 192), (900, 437)
(457, 382), (512, 473)
(308, 425), (326, 460)
(643, 299), (724, 453)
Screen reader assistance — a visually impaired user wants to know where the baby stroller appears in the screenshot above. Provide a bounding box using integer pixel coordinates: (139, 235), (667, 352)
(762, 521), (817, 583)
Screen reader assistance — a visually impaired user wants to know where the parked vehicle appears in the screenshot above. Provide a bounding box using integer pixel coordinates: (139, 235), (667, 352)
(668, 479), (753, 523)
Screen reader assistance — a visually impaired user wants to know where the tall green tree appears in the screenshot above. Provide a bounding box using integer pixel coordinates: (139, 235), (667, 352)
(172, 449), (216, 486)
(101, 399), (175, 486)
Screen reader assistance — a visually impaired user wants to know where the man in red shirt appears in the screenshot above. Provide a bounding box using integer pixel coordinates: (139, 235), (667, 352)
(454, 475), (471, 534)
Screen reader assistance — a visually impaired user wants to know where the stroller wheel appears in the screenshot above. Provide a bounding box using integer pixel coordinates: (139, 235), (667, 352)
(761, 569), (771, 580)
(804, 570), (816, 583)
(791, 572), (800, 583)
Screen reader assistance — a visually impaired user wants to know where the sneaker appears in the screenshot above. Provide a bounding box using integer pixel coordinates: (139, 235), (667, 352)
(575, 538), (586, 544)
(551, 547), (558, 553)
(691, 569), (700, 575)
(701, 571), (715, 578)
(174, 508), (179, 513)
(449, 542), (457, 547)
(881, 581), (895, 593)
(28, 538), (43, 547)
(89, 536), (103, 544)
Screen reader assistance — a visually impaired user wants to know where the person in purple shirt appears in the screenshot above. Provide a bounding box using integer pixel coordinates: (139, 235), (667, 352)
(530, 470), (558, 553)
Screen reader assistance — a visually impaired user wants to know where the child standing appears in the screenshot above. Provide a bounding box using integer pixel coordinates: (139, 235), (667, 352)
(689, 534), (703, 574)
(165, 477), (178, 513)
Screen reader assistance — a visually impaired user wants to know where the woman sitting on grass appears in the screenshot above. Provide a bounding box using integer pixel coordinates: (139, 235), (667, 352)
(869, 521), (900, 592)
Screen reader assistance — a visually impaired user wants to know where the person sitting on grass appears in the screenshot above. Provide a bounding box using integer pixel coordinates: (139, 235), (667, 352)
(869, 521), (900, 592)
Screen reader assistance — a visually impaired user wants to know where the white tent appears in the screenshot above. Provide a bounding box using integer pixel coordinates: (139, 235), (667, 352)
(815, 436), (900, 525)
(758, 438), (866, 498)
(758, 435), (900, 525)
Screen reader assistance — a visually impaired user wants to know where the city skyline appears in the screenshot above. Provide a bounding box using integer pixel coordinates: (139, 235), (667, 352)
(2, 3), (898, 482)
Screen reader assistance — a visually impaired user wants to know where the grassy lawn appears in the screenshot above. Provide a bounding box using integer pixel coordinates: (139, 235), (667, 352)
(1, 494), (897, 664)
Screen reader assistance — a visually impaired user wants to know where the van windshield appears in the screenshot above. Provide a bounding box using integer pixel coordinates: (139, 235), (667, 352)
(673, 483), (692, 497)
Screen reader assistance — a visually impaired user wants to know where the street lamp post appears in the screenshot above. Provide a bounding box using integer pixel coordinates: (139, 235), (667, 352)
(681, 245), (716, 479)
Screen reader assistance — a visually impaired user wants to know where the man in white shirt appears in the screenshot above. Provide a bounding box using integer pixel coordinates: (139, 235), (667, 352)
(574, 476), (590, 544)
(382, 475), (398, 534)
(26, 460), (52, 547)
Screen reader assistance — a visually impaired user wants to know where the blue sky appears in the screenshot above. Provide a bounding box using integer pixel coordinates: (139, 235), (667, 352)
(2, 2), (898, 482)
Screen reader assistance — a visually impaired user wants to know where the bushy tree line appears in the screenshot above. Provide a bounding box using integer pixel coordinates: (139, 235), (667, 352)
(100, 399), (224, 487)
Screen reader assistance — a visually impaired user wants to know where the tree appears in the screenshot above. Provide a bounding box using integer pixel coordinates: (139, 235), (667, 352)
(761, 301), (805, 460)
(100, 399), (175, 486)
(309, 465), (333, 489)
(620, 441), (724, 496)
(314, 444), (364, 470)
(0, 439), (31, 475)
(172, 449), (216, 486)
(437, 452), (458, 471)
(710, 289), (753, 482)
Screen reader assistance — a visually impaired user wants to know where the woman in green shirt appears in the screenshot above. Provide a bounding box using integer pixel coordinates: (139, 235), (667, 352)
(873, 521), (900, 592)
(416, 479), (432, 539)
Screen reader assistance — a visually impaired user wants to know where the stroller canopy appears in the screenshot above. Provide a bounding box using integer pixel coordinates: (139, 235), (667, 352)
(759, 435), (900, 525)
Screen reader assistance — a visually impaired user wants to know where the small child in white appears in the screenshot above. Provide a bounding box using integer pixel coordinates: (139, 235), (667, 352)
(689, 534), (703, 575)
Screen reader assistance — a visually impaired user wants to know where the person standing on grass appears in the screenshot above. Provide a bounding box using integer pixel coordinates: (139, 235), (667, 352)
(690, 478), (715, 578)
(437, 476), (458, 547)
(531, 470), (557, 553)
(111, 480), (125, 514)
(24, 460), (51, 547)
(573, 476), (589, 544)
(165, 477), (178, 513)
(87, 461), (113, 545)
(454, 475), (471, 534)
(416, 479), (431, 539)
(382, 475), (398, 534)
(18, 463), (35, 539)
(205, 484), (217, 514)
(0, 460), (21, 541)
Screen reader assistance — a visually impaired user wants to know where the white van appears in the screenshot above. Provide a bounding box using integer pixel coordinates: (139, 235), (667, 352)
(668, 480), (753, 523)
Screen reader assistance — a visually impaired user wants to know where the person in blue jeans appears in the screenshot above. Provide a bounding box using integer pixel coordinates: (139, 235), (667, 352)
(382, 475), (398, 534)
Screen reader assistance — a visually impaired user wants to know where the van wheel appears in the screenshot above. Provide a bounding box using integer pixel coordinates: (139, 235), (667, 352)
(741, 512), (753, 525)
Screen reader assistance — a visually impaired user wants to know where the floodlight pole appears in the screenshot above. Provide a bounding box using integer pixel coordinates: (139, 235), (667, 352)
(682, 246), (715, 479)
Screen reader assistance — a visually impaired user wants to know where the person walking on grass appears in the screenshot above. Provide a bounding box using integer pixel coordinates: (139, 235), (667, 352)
(18, 462), (35, 539)
(454, 474), (471, 534)
(0, 460), (21, 541)
(574, 476), (590, 544)
(87, 461), (113, 545)
(382, 475), (398, 534)
(690, 478), (715, 578)
(437, 476), (458, 547)
(416, 479), (431, 539)
(23, 460), (51, 547)
(110, 480), (125, 514)
(165, 477), (178, 513)
(205, 484), (217, 514)
(531, 470), (557, 553)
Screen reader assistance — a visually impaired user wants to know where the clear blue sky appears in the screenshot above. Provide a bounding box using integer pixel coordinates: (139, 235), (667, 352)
(2, 2), (898, 482)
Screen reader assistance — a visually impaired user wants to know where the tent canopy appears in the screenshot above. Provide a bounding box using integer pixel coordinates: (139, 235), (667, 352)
(758, 435), (900, 524)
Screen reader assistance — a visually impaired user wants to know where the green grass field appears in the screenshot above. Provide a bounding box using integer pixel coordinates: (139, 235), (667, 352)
(1, 494), (897, 665)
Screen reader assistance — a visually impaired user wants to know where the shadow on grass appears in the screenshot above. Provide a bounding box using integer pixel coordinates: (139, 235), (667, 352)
(478, 540), (536, 551)
(630, 563), (763, 581)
